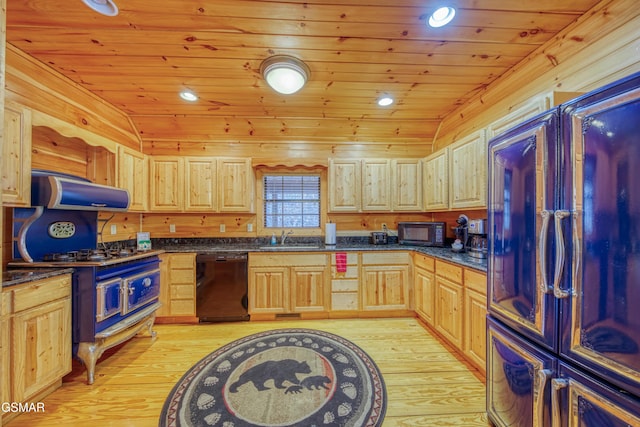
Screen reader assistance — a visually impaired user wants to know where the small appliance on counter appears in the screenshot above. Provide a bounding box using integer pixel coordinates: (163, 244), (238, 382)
(398, 221), (445, 246)
(370, 231), (388, 245)
(451, 214), (468, 252)
(465, 218), (487, 259)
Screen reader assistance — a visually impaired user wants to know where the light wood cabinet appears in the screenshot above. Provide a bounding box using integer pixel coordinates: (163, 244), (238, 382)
(2, 100), (32, 206)
(158, 253), (197, 319)
(218, 157), (254, 212)
(1, 274), (72, 421)
(423, 150), (449, 211)
(392, 159), (422, 211)
(361, 252), (411, 312)
(185, 157), (217, 211)
(328, 159), (361, 212)
(463, 268), (487, 374)
(435, 260), (464, 350)
(448, 130), (487, 209)
(330, 252), (360, 312)
(413, 253), (435, 326)
(116, 146), (147, 211)
(150, 156), (184, 211)
(249, 253), (329, 317)
(361, 159), (391, 211)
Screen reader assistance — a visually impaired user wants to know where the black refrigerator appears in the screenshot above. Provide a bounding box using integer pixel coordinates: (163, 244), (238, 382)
(487, 71), (640, 426)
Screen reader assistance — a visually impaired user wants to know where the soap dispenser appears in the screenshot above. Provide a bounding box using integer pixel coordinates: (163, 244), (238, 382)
(271, 232), (277, 245)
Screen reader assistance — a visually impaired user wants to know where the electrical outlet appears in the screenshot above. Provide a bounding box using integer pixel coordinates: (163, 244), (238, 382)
(169, 224), (176, 233)
(381, 223), (387, 230)
(110, 224), (117, 235)
(247, 223), (253, 232)
(220, 224), (226, 232)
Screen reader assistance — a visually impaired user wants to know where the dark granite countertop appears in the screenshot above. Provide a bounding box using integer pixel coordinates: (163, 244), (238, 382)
(154, 238), (487, 272)
(2, 268), (74, 288)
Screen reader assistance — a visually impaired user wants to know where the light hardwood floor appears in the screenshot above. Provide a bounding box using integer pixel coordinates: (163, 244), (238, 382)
(5, 317), (490, 426)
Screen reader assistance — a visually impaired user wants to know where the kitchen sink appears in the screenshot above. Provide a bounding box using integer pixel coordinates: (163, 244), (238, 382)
(258, 245), (321, 250)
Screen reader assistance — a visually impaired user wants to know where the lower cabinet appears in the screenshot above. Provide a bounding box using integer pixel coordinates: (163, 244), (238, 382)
(361, 252), (411, 313)
(413, 253), (436, 327)
(435, 260), (464, 350)
(463, 268), (487, 374)
(1, 274), (72, 423)
(158, 253), (197, 320)
(330, 252), (360, 312)
(249, 253), (329, 318)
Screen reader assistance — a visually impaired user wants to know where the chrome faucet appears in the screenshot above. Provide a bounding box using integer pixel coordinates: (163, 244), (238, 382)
(281, 230), (294, 245)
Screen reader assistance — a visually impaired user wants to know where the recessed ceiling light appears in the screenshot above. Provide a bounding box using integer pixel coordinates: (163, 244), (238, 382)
(180, 90), (198, 102)
(378, 96), (394, 107)
(82, 0), (119, 17)
(428, 6), (456, 28)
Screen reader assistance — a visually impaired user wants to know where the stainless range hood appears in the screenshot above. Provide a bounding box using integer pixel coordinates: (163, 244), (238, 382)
(31, 169), (130, 211)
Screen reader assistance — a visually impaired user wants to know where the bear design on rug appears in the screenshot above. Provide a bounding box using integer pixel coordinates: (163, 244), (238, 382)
(285, 375), (332, 394)
(228, 359), (312, 393)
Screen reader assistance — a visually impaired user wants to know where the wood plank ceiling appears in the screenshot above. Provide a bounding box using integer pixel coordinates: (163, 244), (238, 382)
(5, 0), (602, 150)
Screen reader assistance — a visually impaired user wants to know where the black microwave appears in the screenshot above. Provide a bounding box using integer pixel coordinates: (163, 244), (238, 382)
(398, 222), (446, 247)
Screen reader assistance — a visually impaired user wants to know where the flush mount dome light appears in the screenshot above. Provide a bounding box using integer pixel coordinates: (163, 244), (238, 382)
(260, 55), (310, 95)
(82, 0), (119, 16)
(428, 6), (456, 28)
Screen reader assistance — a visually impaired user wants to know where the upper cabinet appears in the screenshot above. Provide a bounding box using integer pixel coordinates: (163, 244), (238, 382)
(117, 146), (148, 212)
(217, 158), (254, 212)
(2, 101), (32, 206)
(448, 130), (487, 209)
(423, 149), (449, 211)
(329, 158), (422, 213)
(149, 156), (254, 213)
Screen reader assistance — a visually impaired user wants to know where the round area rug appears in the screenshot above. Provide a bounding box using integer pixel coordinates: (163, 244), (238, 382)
(159, 328), (386, 427)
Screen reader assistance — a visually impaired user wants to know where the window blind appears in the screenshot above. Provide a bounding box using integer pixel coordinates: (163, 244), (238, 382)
(263, 175), (321, 228)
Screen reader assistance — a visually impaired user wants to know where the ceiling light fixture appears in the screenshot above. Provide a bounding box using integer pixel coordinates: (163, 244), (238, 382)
(179, 90), (198, 102)
(428, 6), (456, 28)
(260, 55), (310, 95)
(377, 96), (394, 107)
(82, 0), (119, 16)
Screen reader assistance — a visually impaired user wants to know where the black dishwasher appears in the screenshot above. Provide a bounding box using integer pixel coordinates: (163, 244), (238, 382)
(196, 253), (249, 322)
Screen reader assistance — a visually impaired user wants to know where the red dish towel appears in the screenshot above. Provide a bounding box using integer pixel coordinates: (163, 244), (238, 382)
(336, 252), (347, 273)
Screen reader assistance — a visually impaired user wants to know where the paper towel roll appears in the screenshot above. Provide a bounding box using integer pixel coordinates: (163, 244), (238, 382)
(325, 223), (337, 245)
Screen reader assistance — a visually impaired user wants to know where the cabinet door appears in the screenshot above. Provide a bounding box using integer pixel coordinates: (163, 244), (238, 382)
(361, 266), (409, 311)
(249, 267), (289, 313)
(12, 298), (71, 401)
(449, 130), (487, 209)
(150, 157), (184, 211)
(185, 157), (217, 211)
(217, 158), (253, 212)
(2, 101), (32, 206)
(464, 288), (487, 373)
(392, 159), (422, 211)
(328, 159), (361, 212)
(117, 146), (147, 211)
(414, 267), (435, 326)
(290, 266), (328, 312)
(361, 159), (391, 211)
(423, 150), (449, 211)
(435, 275), (464, 350)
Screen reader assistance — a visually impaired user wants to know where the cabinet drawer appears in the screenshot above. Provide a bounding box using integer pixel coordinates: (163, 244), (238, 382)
(331, 265), (358, 278)
(8, 275), (71, 313)
(362, 251), (409, 265)
(331, 293), (358, 311)
(250, 253), (327, 267)
(170, 268), (195, 283)
(170, 253), (195, 268)
(413, 253), (435, 272)
(435, 260), (463, 283)
(331, 279), (359, 292)
(170, 283), (195, 299)
(169, 299), (195, 315)
(464, 269), (487, 295)
(331, 252), (358, 265)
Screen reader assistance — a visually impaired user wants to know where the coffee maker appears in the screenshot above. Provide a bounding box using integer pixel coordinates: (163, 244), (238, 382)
(451, 214), (468, 252)
(466, 218), (488, 259)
